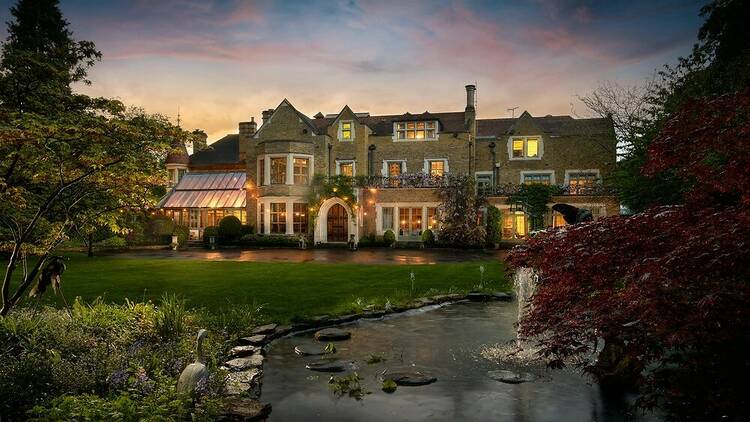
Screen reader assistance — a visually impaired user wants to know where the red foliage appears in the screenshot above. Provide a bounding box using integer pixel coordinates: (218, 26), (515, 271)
(509, 89), (750, 419)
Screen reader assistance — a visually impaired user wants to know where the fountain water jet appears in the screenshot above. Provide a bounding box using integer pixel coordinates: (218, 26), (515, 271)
(513, 267), (538, 349)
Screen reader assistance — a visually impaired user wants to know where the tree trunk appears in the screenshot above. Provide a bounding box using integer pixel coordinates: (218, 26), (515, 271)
(0, 243), (21, 316)
(591, 336), (644, 391)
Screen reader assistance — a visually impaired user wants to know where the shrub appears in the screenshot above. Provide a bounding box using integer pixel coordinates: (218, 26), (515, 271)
(218, 216), (242, 240)
(154, 294), (187, 340)
(239, 234), (299, 247)
(357, 234), (391, 248)
(95, 236), (127, 249)
(172, 225), (189, 248)
(202, 226), (219, 245)
(485, 206), (502, 246)
(383, 229), (396, 245)
(421, 229), (435, 245)
(240, 224), (254, 237)
(148, 215), (175, 238)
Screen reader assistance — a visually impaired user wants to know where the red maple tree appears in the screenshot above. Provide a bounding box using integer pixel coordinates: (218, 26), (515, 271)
(508, 88), (750, 420)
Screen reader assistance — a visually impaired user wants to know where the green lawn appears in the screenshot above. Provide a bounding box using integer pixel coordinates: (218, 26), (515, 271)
(24, 254), (508, 324)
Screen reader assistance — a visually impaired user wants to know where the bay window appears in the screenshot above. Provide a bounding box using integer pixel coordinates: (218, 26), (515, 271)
(271, 157), (286, 184)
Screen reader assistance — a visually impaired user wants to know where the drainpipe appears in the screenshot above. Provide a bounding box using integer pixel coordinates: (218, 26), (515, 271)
(327, 143), (332, 177)
(368, 144), (376, 177)
(489, 142), (496, 186)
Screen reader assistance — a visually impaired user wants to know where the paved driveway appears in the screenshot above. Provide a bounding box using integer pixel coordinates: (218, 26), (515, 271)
(99, 247), (508, 265)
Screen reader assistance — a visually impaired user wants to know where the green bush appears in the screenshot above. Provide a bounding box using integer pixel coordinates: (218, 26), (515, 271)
(240, 224), (254, 237)
(148, 215), (175, 237)
(421, 229), (435, 245)
(95, 236), (128, 249)
(358, 234), (391, 248)
(172, 225), (189, 248)
(202, 226), (219, 245)
(486, 206), (502, 246)
(239, 234), (299, 247)
(218, 216), (242, 240)
(383, 229), (396, 245)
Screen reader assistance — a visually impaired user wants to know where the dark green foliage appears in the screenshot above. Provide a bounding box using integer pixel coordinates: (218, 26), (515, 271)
(485, 206), (502, 246)
(357, 234), (391, 248)
(421, 229), (435, 245)
(436, 174), (486, 247)
(240, 224), (254, 237)
(508, 184), (561, 231)
(94, 236), (127, 249)
(382, 230), (396, 245)
(218, 216), (242, 240)
(239, 234), (299, 247)
(202, 226), (218, 245)
(172, 225), (189, 248)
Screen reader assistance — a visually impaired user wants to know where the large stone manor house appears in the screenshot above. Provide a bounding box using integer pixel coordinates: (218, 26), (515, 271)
(161, 84), (618, 243)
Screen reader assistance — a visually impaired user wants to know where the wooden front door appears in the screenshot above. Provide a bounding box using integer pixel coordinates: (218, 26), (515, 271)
(327, 204), (348, 242)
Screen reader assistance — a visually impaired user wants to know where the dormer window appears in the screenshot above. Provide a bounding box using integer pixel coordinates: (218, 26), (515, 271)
(509, 136), (542, 160)
(395, 121), (437, 141)
(339, 121), (353, 141)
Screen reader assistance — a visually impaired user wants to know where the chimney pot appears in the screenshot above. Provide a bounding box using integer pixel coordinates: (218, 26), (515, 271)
(465, 84), (476, 111)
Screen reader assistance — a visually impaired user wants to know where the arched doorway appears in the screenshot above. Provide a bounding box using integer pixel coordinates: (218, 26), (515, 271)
(326, 203), (348, 242)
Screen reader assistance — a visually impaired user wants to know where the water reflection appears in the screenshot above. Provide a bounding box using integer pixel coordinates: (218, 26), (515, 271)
(262, 302), (657, 421)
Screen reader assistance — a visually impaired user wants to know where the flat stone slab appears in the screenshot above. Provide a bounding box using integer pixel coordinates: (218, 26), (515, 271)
(252, 323), (277, 335)
(239, 334), (268, 346)
(493, 292), (512, 302)
(223, 355), (264, 372)
(305, 359), (354, 373)
(228, 345), (261, 358)
(294, 344), (328, 356)
(487, 370), (537, 384)
(224, 368), (262, 395)
(314, 328), (351, 341)
(414, 298), (436, 307)
(467, 292), (492, 302)
(222, 398), (271, 421)
(382, 370), (437, 386)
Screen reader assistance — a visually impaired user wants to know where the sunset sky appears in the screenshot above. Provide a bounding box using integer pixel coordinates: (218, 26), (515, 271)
(0, 0), (705, 143)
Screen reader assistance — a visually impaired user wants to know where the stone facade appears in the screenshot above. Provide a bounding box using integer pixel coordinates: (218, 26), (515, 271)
(178, 84), (617, 243)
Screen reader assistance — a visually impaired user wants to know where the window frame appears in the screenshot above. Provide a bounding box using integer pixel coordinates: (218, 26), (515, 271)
(564, 169), (601, 194)
(338, 120), (354, 142)
(293, 157), (310, 185)
(270, 202), (286, 234)
(520, 170), (555, 185)
(508, 136), (543, 160)
(423, 159), (448, 177)
(336, 160), (356, 177)
(393, 120), (438, 142)
(292, 203), (308, 234)
(270, 157), (287, 185)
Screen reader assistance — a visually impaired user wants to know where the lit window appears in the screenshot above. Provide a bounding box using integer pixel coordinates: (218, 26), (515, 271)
(395, 121), (437, 140)
(259, 204), (265, 233)
(258, 159), (265, 186)
(387, 161), (403, 187)
(428, 160), (445, 177)
(568, 172), (599, 194)
(337, 161), (355, 177)
(270, 202), (286, 233)
(427, 207), (438, 230)
(382, 207), (394, 231)
(293, 157), (309, 185)
(293, 203), (308, 234)
(510, 136), (542, 159)
(514, 211), (527, 237)
(502, 210), (527, 238)
(340, 121), (353, 141)
(271, 157), (286, 184)
(553, 212), (566, 227)
(523, 173), (552, 185)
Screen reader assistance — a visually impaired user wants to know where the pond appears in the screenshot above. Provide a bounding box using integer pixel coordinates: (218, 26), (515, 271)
(262, 301), (657, 421)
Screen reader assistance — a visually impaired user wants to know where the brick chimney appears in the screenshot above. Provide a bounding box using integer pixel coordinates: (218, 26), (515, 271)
(262, 109), (274, 126)
(464, 84), (477, 173)
(465, 84), (476, 111)
(239, 116), (257, 137)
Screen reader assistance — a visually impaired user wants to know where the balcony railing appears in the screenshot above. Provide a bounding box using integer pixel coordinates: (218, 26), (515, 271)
(353, 173), (449, 189)
(479, 182), (617, 197)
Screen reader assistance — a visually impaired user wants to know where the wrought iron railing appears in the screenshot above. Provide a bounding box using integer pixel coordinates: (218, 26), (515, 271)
(479, 182), (617, 197)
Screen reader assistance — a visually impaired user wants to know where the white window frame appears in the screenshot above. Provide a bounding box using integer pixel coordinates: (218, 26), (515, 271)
(508, 135), (543, 160)
(392, 121), (438, 142)
(336, 160), (356, 176)
(423, 159), (449, 176)
(564, 169), (601, 185)
(375, 202), (440, 239)
(382, 160), (407, 177)
(520, 170), (555, 185)
(475, 171), (494, 189)
(338, 120), (354, 142)
(260, 153), (314, 186)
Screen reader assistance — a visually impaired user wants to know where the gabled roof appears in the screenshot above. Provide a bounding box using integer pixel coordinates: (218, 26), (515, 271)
(254, 98), (319, 138)
(189, 134), (241, 166)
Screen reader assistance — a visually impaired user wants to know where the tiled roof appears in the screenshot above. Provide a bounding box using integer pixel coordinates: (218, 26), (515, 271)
(311, 111), (468, 135)
(477, 116), (612, 137)
(165, 139), (189, 165)
(189, 134), (241, 166)
(158, 171), (246, 209)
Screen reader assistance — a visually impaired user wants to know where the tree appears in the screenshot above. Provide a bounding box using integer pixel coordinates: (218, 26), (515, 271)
(436, 174), (485, 247)
(508, 88), (750, 420)
(0, 0), (187, 315)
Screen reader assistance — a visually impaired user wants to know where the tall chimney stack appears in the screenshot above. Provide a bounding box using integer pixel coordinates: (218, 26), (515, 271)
(465, 84), (476, 111)
(262, 109), (274, 125)
(239, 116), (257, 137)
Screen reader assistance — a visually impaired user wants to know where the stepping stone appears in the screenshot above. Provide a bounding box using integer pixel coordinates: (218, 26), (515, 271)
(222, 398), (271, 421)
(305, 359), (353, 373)
(224, 368), (262, 395)
(314, 328), (351, 341)
(223, 355), (264, 372)
(228, 345), (261, 358)
(294, 344), (328, 356)
(415, 298), (436, 307)
(487, 370), (537, 384)
(252, 323), (277, 335)
(382, 370), (437, 386)
(239, 334), (268, 346)
(493, 292), (512, 302)
(275, 324), (293, 337)
(467, 292), (492, 302)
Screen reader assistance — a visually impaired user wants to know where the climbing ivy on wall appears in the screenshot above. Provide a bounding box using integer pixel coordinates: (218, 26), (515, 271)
(507, 184), (562, 231)
(306, 174), (358, 228)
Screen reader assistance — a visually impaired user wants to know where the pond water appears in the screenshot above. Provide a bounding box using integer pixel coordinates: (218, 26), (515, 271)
(262, 301), (656, 421)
